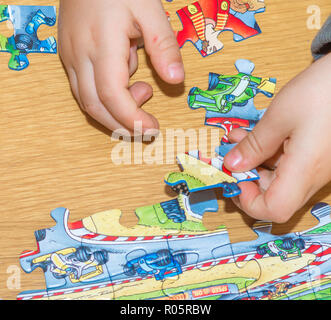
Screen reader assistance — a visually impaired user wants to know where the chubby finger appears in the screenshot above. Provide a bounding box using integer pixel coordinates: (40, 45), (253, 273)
(129, 40), (138, 77)
(224, 104), (291, 173)
(136, 1), (184, 84)
(92, 29), (158, 133)
(74, 59), (129, 132)
(228, 128), (284, 170)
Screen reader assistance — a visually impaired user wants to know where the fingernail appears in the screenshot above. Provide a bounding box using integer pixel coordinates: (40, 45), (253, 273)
(226, 149), (243, 169)
(168, 62), (184, 81)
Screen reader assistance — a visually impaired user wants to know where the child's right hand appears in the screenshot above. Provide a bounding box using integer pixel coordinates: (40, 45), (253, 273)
(224, 52), (331, 223)
(58, 0), (184, 134)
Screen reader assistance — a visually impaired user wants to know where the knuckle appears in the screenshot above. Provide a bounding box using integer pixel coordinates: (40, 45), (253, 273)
(149, 33), (178, 54)
(245, 131), (264, 156)
(81, 101), (101, 118)
(98, 86), (115, 107)
(270, 212), (291, 224)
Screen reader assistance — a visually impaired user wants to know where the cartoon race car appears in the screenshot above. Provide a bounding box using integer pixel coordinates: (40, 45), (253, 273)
(188, 71), (276, 113)
(165, 152), (259, 198)
(123, 249), (187, 281)
(30, 245), (109, 283)
(257, 238), (306, 261)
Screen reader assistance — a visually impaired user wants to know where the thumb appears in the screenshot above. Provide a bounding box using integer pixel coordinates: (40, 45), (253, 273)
(224, 109), (290, 172)
(136, 1), (185, 84)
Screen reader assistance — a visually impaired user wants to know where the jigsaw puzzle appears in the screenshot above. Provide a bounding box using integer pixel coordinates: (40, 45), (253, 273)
(164, 59), (273, 199)
(173, 0), (266, 57)
(188, 58), (276, 143)
(17, 201), (331, 300)
(0, 5), (57, 71)
(16, 53), (331, 300)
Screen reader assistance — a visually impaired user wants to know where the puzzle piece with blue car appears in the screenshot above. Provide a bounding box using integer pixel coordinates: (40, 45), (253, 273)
(0, 5), (57, 71)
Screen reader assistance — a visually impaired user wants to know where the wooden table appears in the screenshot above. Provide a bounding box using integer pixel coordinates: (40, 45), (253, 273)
(0, 0), (330, 300)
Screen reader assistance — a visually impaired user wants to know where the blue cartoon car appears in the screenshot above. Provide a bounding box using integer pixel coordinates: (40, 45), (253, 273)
(123, 249), (187, 281)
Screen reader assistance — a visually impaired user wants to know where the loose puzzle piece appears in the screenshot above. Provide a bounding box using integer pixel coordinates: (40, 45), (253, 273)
(0, 5), (57, 71)
(188, 59), (275, 143)
(174, 0), (266, 57)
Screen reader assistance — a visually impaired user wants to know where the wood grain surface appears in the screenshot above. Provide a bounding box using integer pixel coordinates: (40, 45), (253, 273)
(0, 0), (330, 300)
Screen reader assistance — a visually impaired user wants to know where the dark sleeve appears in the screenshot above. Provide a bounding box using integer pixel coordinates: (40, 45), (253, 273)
(311, 15), (331, 60)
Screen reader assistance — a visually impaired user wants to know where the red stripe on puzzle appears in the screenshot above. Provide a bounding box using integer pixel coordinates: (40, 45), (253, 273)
(236, 255), (247, 262)
(68, 220), (84, 229)
(90, 285), (100, 290)
(310, 261), (324, 266)
(126, 237), (137, 241)
(295, 268), (307, 274)
(217, 259), (229, 265)
(316, 247), (331, 257)
(102, 236), (119, 241)
(81, 233), (99, 239)
(202, 262), (213, 268)
(162, 235), (173, 240)
(304, 244), (321, 254)
(143, 236), (154, 241)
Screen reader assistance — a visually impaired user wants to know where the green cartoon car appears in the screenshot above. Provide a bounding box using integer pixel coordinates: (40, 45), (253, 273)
(188, 72), (276, 113)
(256, 238), (305, 261)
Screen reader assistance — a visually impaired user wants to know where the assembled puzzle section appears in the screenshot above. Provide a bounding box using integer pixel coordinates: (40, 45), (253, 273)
(18, 192), (232, 300)
(0, 5), (57, 71)
(174, 0), (266, 57)
(18, 201), (331, 300)
(229, 203), (331, 300)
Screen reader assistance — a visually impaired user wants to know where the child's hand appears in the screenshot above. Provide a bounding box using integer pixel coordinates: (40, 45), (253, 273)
(58, 0), (184, 134)
(224, 53), (331, 223)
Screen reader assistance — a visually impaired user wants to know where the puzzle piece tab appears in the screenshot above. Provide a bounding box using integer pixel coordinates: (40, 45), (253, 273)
(0, 5), (57, 71)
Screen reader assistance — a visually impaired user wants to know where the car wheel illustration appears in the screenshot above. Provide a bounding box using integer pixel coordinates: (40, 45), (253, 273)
(173, 252), (187, 265)
(75, 246), (92, 262)
(295, 238), (305, 250)
(155, 250), (172, 266)
(14, 34), (33, 50)
(94, 250), (109, 265)
(34, 229), (46, 242)
(282, 238), (294, 250)
(171, 182), (190, 196)
(123, 263), (137, 277)
(257, 246), (267, 256)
